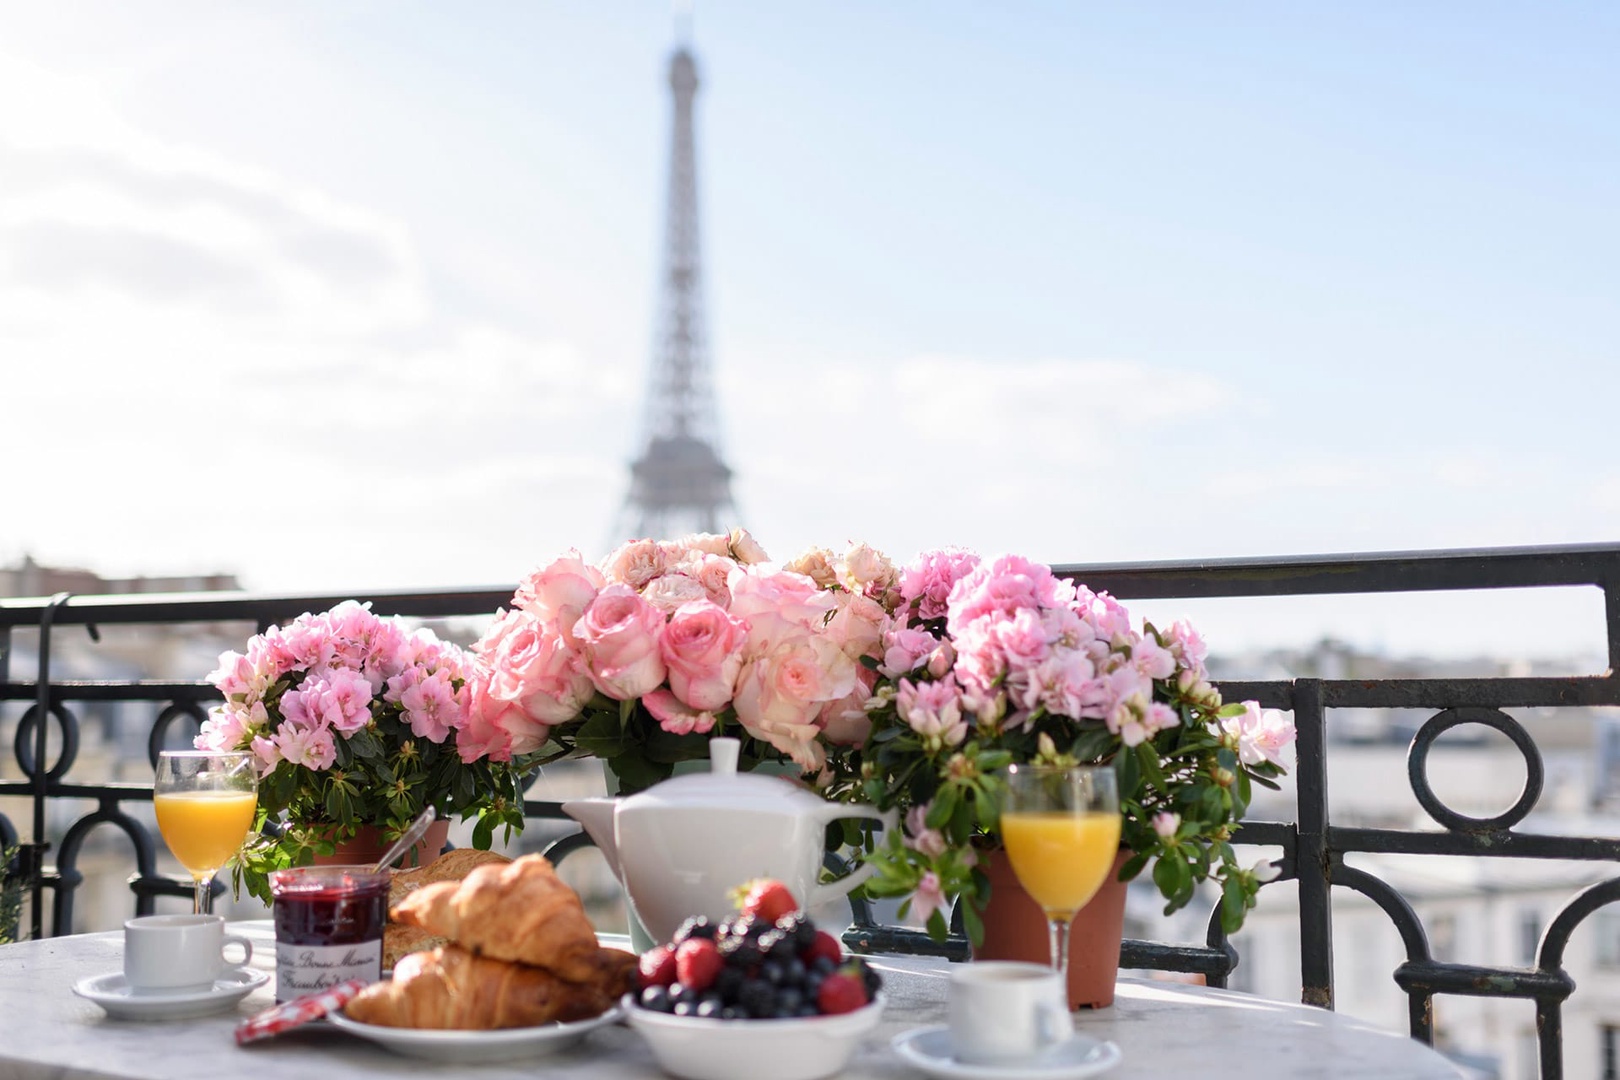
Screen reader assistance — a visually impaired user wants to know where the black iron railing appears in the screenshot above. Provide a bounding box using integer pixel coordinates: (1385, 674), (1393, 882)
(4, 543), (1620, 1078)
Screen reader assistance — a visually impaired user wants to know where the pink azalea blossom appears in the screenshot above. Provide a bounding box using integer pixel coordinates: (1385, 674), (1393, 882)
(912, 871), (948, 925)
(1221, 701), (1296, 769)
(904, 804), (949, 859)
(281, 668), (373, 735)
(396, 667), (464, 744)
(881, 627), (941, 678)
(1107, 693), (1180, 747)
(1153, 812), (1181, 840)
(896, 678), (968, 747)
(898, 547), (980, 621)
(273, 721), (337, 771)
(1131, 633), (1178, 682)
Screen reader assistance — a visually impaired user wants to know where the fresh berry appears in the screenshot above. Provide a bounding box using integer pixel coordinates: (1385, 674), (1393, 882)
(639, 985), (673, 1012)
(857, 959), (883, 997)
(775, 913), (818, 953)
(802, 930), (843, 968)
(638, 944), (677, 988)
(758, 929), (796, 962)
(736, 878), (799, 924)
(674, 915), (718, 943)
(817, 970), (869, 1015)
(717, 932), (764, 969)
(737, 978), (776, 1019)
(675, 937), (723, 993)
(715, 966), (745, 1003)
(695, 997), (724, 1018)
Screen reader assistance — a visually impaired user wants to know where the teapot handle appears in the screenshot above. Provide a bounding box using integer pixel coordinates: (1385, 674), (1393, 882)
(806, 803), (898, 911)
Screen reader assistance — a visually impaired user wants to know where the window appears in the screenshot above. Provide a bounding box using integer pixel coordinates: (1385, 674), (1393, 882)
(1603, 1023), (1619, 1080)
(1519, 908), (1542, 966)
(1595, 911), (1620, 970)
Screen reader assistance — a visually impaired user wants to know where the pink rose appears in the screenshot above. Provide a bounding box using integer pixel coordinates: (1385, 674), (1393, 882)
(661, 600), (747, 711)
(727, 527), (771, 565)
(457, 669), (517, 763)
(733, 638), (850, 770)
(513, 551), (605, 644)
(663, 532), (732, 560)
(481, 609), (595, 724)
(643, 688), (718, 736)
(825, 592), (889, 664)
(601, 538), (668, 589)
(641, 572), (709, 613)
(817, 666), (877, 746)
(574, 585), (668, 701)
(729, 567), (836, 653)
(881, 627), (940, 677)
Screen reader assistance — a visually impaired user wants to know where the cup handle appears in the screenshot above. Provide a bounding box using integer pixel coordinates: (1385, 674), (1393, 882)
(807, 803), (899, 911)
(222, 934), (253, 969)
(1037, 1000), (1073, 1048)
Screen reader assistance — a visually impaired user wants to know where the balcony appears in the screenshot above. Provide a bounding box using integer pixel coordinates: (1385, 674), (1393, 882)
(4, 542), (1620, 1080)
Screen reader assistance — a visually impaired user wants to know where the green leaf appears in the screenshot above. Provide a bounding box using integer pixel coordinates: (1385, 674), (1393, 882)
(961, 896), (984, 949)
(925, 786), (958, 831)
(1114, 747), (1141, 801)
(573, 712), (632, 759)
(1136, 743), (1168, 793)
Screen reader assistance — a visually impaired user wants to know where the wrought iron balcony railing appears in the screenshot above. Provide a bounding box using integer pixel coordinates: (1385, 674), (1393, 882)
(4, 542), (1619, 1079)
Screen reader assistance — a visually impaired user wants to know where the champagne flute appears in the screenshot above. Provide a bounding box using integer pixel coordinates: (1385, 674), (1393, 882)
(997, 764), (1121, 976)
(153, 750), (258, 915)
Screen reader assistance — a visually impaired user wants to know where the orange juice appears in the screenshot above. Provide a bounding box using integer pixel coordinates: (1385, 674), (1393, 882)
(1000, 811), (1122, 917)
(154, 790), (257, 879)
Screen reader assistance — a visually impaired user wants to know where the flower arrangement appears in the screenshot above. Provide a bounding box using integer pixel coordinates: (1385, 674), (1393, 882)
(197, 600), (534, 901)
(468, 529), (897, 792)
(815, 550), (1295, 944)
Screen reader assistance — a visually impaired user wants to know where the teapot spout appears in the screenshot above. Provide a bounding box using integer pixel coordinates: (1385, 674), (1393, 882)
(561, 798), (621, 880)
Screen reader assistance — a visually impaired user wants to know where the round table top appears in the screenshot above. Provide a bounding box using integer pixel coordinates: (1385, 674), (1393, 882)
(0, 921), (1464, 1079)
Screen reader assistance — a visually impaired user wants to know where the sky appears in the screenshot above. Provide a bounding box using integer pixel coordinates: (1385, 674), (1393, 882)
(2, 2), (1617, 662)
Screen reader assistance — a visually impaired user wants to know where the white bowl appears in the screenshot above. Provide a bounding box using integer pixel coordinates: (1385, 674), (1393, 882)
(622, 993), (885, 1080)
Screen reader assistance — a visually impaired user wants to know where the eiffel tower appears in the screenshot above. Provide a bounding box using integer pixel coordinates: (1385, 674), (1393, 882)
(618, 44), (738, 542)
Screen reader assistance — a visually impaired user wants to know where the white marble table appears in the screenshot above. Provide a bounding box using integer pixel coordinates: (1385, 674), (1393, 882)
(0, 922), (1465, 1079)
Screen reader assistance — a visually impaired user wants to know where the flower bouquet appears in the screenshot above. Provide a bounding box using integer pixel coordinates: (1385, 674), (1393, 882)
(469, 530), (897, 792)
(197, 601), (535, 902)
(815, 550), (1295, 944)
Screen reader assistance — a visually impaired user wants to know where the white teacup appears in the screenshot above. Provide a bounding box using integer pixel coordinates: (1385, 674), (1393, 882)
(124, 914), (253, 994)
(948, 961), (1072, 1065)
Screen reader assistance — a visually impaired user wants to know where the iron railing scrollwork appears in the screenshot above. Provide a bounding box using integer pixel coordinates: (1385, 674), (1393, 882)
(6, 544), (1620, 1077)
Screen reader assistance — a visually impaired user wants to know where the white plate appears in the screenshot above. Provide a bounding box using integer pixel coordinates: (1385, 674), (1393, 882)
(72, 967), (270, 1021)
(325, 1005), (622, 1064)
(891, 1025), (1122, 1080)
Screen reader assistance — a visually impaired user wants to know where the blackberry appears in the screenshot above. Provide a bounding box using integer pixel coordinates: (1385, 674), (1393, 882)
(760, 958), (786, 986)
(775, 914), (818, 953)
(717, 933), (764, 969)
(782, 957), (808, 988)
(737, 979), (776, 1019)
(674, 916), (718, 943)
(639, 985), (673, 1013)
(759, 930), (796, 961)
(715, 966), (745, 1003)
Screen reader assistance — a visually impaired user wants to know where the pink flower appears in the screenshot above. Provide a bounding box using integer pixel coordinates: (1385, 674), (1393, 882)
(574, 585), (668, 701)
(458, 669), (517, 763)
(480, 609), (595, 724)
(513, 550), (605, 643)
(680, 552), (739, 608)
(663, 532), (733, 560)
(946, 554), (1072, 638)
(913, 871), (947, 926)
(990, 607), (1051, 674)
(727, 527), (771, 565)
(733, 638), (850, 770)
(643, 688), (718, 736)
(881, 627), (941, 678)
(1165, 618), (1209, 673)
(898, 548), (980, 621)
(281, 669), (373, 735)
(838, 542), (897, 597)
(396, 667), (464, 744)
(897, 678), (967, 747)
(825, 592), (889, 664)
(248, 733), (282, 777)
(784, 547), (840, 589)
(601, 538), (668, 589)
(195, 706), (253, 754)
(1131, 633), (1177, 682)
(904, 804), (949, 859)
(1107, 693), (1180, 747)
(1152, 812), (1181, 840)
(273, 721), (337, 771)
(661, 600), (747, 711)
(641, 572), (709, 613)
(1221, 701), (1296, 768)
(817, 667), (877, 746)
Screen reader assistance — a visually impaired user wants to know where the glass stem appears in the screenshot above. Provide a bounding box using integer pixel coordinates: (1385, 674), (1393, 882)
(194, 874), (213, 916)
(1048, 914), (1070, 977)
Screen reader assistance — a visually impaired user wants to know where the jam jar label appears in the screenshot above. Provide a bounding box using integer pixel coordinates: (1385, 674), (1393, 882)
(275, 940), (382, 1002)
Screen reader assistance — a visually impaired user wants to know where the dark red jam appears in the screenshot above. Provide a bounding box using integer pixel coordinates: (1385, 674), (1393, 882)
(270, 866), (390, 1001)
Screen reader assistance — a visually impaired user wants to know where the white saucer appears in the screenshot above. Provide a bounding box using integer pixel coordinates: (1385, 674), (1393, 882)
(73, 967), (270, 1021)
(891, 1025), (1122, 1080)
(326, 1005), (622, 1063)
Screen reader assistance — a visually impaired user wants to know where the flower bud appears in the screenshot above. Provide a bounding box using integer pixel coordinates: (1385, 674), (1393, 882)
(1214, 767), (1236, 787)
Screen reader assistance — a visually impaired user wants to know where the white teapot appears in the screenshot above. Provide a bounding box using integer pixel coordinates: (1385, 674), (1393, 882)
(562, 738), (897, 944)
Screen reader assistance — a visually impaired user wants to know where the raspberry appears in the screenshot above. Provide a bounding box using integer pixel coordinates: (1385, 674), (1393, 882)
(802, 929), (843, 968)
(675, 937), (724, 993)
(736, 878), (799, 924)
(638, 944), (677, 988)
(816, 970), (868, 1015)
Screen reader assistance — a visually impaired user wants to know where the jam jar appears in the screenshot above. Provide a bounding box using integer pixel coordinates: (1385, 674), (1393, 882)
(269, 865), (391, 1002)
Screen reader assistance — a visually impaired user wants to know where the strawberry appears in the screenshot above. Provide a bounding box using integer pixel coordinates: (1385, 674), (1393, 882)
(638, 944), (677, 988)
(802, 929), (843, 967)
(816, 970), (869, 1015)
(735, 878), (799, 924)
(675, 937), (723, 993)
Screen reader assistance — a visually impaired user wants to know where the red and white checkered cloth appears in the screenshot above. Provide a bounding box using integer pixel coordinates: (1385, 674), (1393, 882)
(234, 980), (368, 1045)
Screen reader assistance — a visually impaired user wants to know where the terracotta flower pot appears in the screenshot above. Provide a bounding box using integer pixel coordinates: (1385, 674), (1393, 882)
(310, 820), (451, 870)
(971, 847), (1130, 1009)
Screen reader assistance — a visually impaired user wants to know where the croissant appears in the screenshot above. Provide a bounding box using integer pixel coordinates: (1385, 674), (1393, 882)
(384, 850), (512, 969)
(344, 945), (629, 1030)
(389, 854), (602, 982)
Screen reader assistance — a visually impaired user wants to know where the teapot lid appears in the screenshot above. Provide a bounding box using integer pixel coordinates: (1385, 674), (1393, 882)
(628, 737), (816, 813)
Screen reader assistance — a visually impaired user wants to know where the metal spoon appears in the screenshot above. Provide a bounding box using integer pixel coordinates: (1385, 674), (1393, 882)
(370, 806), (438, 873)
